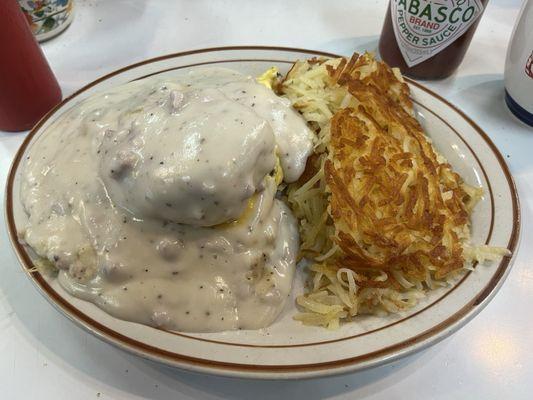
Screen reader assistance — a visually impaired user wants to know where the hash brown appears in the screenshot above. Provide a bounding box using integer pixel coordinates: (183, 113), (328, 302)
(280, 53), (508, 328)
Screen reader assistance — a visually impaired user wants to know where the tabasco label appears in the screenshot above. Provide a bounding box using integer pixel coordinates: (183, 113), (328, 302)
(390, 0), (485, 67)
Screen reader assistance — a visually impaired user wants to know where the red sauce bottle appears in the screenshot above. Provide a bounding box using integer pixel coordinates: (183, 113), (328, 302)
(0, 0), (62, 132)
(379, 0), (489, 80)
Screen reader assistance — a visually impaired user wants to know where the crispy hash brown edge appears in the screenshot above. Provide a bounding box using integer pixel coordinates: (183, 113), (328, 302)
(325, 53), (475, 283)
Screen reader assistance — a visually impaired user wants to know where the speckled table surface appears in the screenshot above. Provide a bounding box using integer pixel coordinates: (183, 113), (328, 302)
(1, 1), (531, 398)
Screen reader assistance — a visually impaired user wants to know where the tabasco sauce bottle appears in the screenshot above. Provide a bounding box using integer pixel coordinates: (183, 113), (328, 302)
(379, 0), (489, 79)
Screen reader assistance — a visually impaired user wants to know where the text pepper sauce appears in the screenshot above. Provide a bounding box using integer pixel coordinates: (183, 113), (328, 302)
(379, 0), (489, 80)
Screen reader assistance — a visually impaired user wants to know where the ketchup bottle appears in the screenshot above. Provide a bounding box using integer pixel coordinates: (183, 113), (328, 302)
(0, 0), (62, 132)
(379, 0), (489, 80)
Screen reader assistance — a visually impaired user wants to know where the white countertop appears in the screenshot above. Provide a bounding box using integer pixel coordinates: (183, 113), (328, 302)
(1, 0), (532, 398)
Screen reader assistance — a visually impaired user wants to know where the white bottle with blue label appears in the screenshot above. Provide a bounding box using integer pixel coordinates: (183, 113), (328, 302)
(505, 0), (533, 127)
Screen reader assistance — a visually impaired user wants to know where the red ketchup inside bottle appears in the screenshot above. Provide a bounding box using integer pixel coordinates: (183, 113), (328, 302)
(0, 0), (62, 132)
(379, 0), (489, 80)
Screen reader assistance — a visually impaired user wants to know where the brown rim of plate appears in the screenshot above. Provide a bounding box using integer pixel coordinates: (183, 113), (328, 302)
(4, 46), (521, 375)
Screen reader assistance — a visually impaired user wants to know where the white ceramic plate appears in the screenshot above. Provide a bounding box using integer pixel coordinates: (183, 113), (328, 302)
(5, 47), (520, 379)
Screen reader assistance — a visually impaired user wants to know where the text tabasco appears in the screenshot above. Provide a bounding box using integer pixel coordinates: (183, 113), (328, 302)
(379, 0), (489, 79)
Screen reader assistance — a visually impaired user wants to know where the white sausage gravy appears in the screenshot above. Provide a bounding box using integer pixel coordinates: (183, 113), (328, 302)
(20, 68), (313, 332)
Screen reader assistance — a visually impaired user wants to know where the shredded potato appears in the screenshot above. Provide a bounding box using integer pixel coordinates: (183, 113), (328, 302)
(279, 53), (511, 328)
